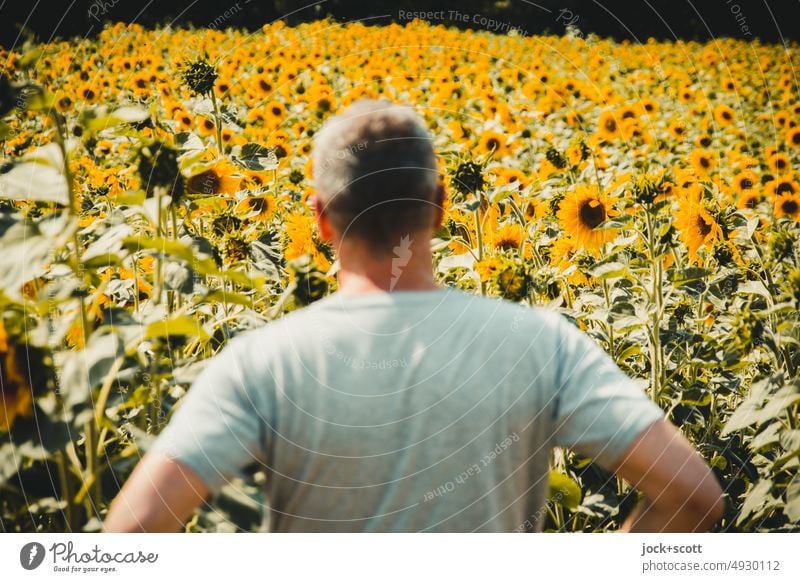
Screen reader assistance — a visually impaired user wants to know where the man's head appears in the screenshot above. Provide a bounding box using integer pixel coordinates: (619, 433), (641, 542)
(312, 100), (444, 255)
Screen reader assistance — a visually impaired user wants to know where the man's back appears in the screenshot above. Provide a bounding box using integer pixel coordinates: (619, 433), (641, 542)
(151, 287), (663, 532)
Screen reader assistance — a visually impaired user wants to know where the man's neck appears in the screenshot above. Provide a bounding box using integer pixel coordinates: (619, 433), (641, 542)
(334, 237), (439, 295)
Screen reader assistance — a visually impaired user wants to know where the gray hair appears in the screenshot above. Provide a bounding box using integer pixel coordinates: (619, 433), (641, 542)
(312, 99), (439, 252)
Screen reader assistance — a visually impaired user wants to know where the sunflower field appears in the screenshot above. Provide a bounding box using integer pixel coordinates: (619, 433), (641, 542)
(0, 20), (799, 533)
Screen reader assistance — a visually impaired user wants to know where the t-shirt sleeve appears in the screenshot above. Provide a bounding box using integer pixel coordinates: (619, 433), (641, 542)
(148, 335), (268, 492)
(549, 313), (664, 468)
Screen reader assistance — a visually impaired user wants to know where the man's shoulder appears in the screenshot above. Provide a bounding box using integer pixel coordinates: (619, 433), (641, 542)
(226, 290), (567, 349)
(454, 291), (565, 329)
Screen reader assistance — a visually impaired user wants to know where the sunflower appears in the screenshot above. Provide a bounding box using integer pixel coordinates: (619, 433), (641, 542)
(556, 185), (619, 253)
(774, 192), (800, 220)
(678, 85), (694, 104)
(713, 104), (736, 126)
(689, 149), (717, 176)
(733, 171), (759, 193)
(786, 127), (800, 148)
(597, 110), (622, 141)
(76, 83), (100, 105)
(668, 120), (687, 140)
(492, 223), (523, 250)
(694, 134), (713, 148)
(478, 131), (507, 157)
(284, 214), (331, 272)
(235, 194), (275, 222)
(765, 177), (799, 198)
(252, 74), (274, 97)
(674, 186), (723, 263)
(265, 101), (286, 123)
(187, 162), (243, 196)
(0, 324), (32, 432)
(494, 167), (528, 191)
(637, 98), (658, 116)
(197, 116), (217, 136)
(767, 152), (791, 174)
(736, 190), (762, 211)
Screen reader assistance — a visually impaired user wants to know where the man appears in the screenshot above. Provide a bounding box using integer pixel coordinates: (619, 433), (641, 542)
(104, 100), (724, 532)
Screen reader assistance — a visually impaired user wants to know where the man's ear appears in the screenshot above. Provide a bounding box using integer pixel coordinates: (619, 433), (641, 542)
(431, 183), (446, 230)
(312, 194), (335, 243)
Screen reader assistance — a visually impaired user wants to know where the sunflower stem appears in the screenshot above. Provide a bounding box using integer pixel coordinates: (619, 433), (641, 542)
(56, 450), (76, 532)
(644, 206), (665, 403)
(51, 108), (101, 511)
(210, 88), (224, 154)
(473, 202), (485, 295)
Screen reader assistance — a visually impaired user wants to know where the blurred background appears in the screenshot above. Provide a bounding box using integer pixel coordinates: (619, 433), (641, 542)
(2, 0), (799, 48)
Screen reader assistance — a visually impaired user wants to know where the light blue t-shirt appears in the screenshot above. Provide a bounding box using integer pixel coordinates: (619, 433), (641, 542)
(150, 287), (663, 532)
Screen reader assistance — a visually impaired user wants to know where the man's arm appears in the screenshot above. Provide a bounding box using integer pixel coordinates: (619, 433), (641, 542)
(103, 451), (210, 532)
(547, 312), (724, 532)
(607, 418), (725, 532)
(103, 334), (268, 532)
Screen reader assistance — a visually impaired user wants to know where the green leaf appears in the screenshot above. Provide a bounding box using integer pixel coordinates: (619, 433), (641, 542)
(589, 261), (628, 280)
(204, 288), (255, 307)
(59, 332), (126, 410)
(82, 105), (149, 134)
(786, 473), (800, 522)
(723, 383), (800, 434)
(145, 315), (209, 341)
(548, 469), (582, 511)
(122, 236), (215, 271)
(0, 160), (69, 204)
(668, 267), (711, 286)
(737, 280), (771, 299)
(0, 220), (53, 300)
(233, 143), (279, 171)
(437, 252), (475, 273)
(737, 479), (775, 525)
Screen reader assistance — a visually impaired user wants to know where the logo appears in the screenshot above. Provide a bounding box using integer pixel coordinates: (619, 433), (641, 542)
(390, 235), (413, 291)
(20, 542), (46, 570)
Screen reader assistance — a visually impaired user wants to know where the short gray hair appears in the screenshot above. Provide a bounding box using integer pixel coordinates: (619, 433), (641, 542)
(312, 100), (438, 252)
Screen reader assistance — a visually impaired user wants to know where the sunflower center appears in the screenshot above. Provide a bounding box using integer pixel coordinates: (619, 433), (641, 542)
(190, 170), (221, 194)
(699, 156), (711, 169)
(696, 215), (712, 236)
(740, 178), (753, 189)
(486, 138), (500, 151)
(776, 182), (795, 195)
(793, 132), (800, 145)
(579, 200), (606, 229)
(782, 199), (799, 215)
(604, 118), (617, 132)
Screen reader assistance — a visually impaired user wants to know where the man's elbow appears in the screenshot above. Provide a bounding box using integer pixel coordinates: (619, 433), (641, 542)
(684, 477), (725, 530)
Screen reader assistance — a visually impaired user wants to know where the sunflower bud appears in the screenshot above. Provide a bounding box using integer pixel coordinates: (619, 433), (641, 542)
(181, 60), (218, 96)
(451, 160), (485, 197)
(289, 256), (329, 306)
(221, 235), (250, 265)
(785, 269), (800, 307)
(768, 230), (796, 262)
(0, 74), (20, 117)
(0, 323), (54, 432)
(631, 174), (661, 204)
(138, 141), (183, 199)
(545, 146), (568, 170)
